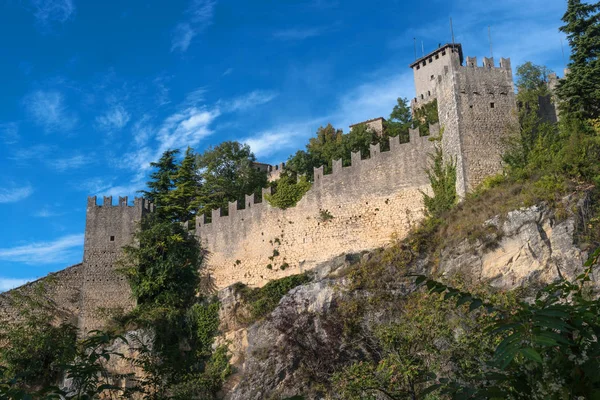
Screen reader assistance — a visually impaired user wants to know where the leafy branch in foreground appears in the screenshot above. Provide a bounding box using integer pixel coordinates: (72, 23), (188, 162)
(413, 247), (600, 399)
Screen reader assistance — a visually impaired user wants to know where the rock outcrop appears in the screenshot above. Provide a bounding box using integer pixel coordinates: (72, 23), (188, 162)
(218, 195), (593, 399)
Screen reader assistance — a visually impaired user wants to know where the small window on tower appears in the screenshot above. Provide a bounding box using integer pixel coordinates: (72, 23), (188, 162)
(490, 102), (495, 108)
(442, 51), (446, 56)
(430, 74), (435, 80)
(110, 236), (115, 242)
(435, 54), (439, 59)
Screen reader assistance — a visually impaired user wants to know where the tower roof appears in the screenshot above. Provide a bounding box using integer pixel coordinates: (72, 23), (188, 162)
(409, 43), (463, 69)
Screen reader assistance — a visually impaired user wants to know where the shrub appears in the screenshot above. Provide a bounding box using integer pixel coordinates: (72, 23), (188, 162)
(235, 273), (311, 323)
(266, 174), (312, 209)
(319, 209), (334, 221)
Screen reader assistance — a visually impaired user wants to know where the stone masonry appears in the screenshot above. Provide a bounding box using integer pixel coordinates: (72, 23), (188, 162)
(2, 43), (518, 333)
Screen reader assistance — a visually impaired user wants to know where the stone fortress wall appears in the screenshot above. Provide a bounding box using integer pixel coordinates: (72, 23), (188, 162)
(196, 127), (436, 288)
(1, 42), (521, 332)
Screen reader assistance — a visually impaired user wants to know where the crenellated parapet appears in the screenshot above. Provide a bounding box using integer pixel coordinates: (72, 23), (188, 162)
(195, 123), (438, 230)
(87, 196), (155, 212)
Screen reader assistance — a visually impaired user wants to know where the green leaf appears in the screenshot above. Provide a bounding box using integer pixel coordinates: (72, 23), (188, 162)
(414, 275), (428, 285)
(469, 299), (483, 311)
(456, 295), (472, 307)
(519, 347), (543, 363)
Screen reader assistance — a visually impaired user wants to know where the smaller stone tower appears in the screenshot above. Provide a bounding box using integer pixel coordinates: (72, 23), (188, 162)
(78, 196), (154, 334)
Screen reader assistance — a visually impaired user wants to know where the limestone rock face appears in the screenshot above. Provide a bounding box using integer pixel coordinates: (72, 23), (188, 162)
(439, 200), (588, 290)
(220, 197), (591, 399)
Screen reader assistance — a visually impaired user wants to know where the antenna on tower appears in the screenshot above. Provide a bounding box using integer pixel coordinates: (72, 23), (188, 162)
(488, 25), (493, 58)
(450, 17), (455, 45)
(414, 37), (417, 60)
(421, 41), (425, 57)
(560, 37), (567, 67)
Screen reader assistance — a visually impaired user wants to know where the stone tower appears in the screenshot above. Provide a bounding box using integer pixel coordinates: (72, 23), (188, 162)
(410, 43), (518, 196)
(78, 196), (153, 334)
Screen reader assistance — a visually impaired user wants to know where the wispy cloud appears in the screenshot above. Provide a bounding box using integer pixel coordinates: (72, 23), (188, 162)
(0, 278), (34, 292)
(30, 0), (75, 26)
(0, 122), (19, 144)
(0, 185), (33, 204)
(48, 154), (88, 171)
(33, 207), (64, 218)
(222, 68), (234, 77)
(95, 105), (130, 131)
(242, 70), (414, 160)
(23, 90), (78, 133)
(242, 117), (327, 159)
(0, 234), (83, 265)
(273, 26), (328, 41)
(220, 90), (278, 112)
(171, 0), (217, 53)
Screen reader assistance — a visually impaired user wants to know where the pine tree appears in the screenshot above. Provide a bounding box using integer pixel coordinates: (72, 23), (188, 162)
(139, 149), (180, 218)
(166, 147), (201, 222)
(556, 0), (600, 119)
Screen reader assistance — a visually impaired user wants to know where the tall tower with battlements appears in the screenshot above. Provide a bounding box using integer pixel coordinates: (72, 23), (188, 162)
(410, 43), (518, 196)
(78, 196), (154, 334)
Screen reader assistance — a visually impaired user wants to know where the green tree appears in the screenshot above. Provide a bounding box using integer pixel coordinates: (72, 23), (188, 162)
(384, 97), (413, 143)
(265, 173), (312, 209)
(515, 61), (553, 94)
(119, 216), (202, 309)
(140, 149), (180, 216)
(556, 0), (600, 119)
(0, 282), (77, 389)
(504, 62), (559, 174)
(165, 147), (201, 223)
(196, 141), (267, 217)
(422, 135), (457, 219)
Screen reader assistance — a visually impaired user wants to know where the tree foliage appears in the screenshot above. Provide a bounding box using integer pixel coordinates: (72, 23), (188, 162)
(422, 135), (457, 219)
(265, 173), (312, 209)
(0, 282), (77, 390)
(195, 141), (267, 218)
(139, 149), (180, 217)
(556, 0), (600, 119)
(119, 216), (201, 310)
(164, 147), (201, 223)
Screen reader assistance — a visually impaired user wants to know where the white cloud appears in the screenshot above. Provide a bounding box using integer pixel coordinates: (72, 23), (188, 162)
(221, 90), (278, 112)
(0, 278), (34, 292)
(95, 105), (130, 131)
(0, 122), (20, 144)
(222, 68), (234, 76)
(273, 26), (327, 41)
(33, 207), (63, 218)
(24, 90), (78, 133)
(48, 154), (88, 171)
(0, 234), (83, 265)
(30, 0), (75, 25)
(0, 185), (33, 203)
(242, 70), (414, 160)
(333, 71), (414, 130)
(171, 0), (217, 52)
(242, 117), (328, 160)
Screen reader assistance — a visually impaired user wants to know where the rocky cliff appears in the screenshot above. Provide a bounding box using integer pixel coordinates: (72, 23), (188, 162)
(216, 193), (594, 400)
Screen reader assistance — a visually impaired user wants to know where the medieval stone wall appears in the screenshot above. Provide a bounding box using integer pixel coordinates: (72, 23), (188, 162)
(196, 127), (436, 289)
(0, 263), (84, 323)
(77, 197), (152, 334)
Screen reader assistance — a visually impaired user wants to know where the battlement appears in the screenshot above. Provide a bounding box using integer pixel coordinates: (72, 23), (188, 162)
(195, 124), (438, 229)
(463, 56), (511, 71)
(87, 196), (155, 211)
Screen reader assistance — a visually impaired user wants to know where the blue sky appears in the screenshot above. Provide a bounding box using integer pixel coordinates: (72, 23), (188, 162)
(0, 0), (569, 291)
